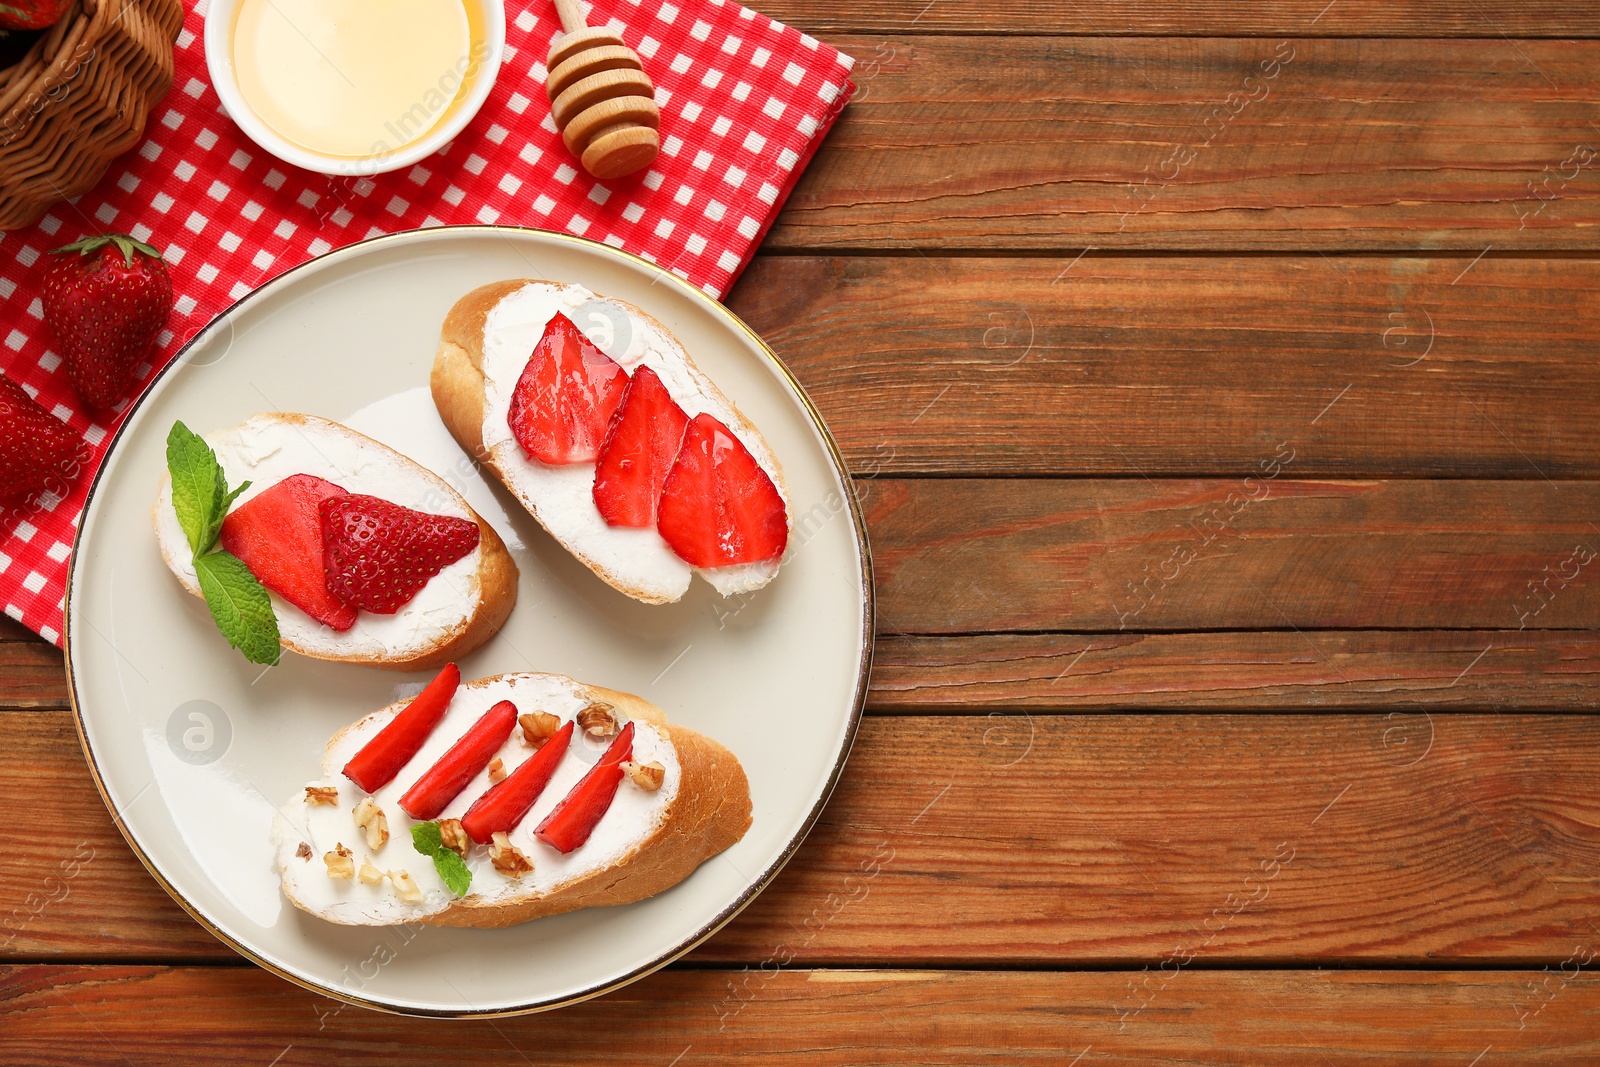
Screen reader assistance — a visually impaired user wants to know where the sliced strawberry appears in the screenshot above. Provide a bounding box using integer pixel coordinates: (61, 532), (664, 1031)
(657, 414), (788, 568)
(320, 495), (480, 614)
(535, 722), (635, 854)
(592, 365), (690, 528)
(460, 720), (574, 844)
(507, 312), (629, 464)
(219, 474), (357, 631)
(398, 699), (520, 821)
(343, 663), (461, 794)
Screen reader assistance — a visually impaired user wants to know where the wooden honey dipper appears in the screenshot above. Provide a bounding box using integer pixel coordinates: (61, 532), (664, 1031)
(546, 0), (661, 180)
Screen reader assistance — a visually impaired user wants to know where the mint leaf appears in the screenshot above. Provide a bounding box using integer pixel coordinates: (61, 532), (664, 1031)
(434, 849), (472, 897)
(410, 821), (444, 855)
(411, 821), (472, 897)
(166, 421), (226, 555)
(221, 479), (251, 514)
(167, 421), (281, 666)
(194, 551), (280, 666)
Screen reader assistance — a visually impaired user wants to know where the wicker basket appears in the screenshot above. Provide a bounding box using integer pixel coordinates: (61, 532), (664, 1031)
(0, 0), (183, 230)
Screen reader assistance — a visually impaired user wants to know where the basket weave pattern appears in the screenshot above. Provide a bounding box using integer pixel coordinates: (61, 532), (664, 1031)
(0, 0), (182, 230)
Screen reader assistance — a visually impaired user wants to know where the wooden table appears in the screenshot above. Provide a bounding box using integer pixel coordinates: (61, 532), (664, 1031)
(7, 1), (1600, 1061)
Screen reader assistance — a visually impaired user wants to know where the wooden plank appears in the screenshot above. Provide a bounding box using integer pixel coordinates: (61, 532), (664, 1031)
(7, 965), (1600, 1062)
(9, 629), (1595, 716)
(863, 479), (1600, 633)
(12, 481), (1598, 671)
(0, 617), (39, 642)
(761, 0), (1600, 38)
(0, 640), (66, 709)
(0, 714), (225, 960)
(6, 712), (1600, 965)
(766, 37), (1600, 250)
(708, 713), (1600, 964)
(0, 623), (67, 709)
(870, 630), (1600, 711)
(732, 255), (1600, 478)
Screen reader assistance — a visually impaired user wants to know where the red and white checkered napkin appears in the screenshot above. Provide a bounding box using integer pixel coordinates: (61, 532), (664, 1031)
(0, 0), (855, 645)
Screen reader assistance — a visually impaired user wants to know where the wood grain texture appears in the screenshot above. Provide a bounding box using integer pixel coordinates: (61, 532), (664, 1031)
(11, 482), (1600, 704)
(7, 630), (1594, 716)
(870, 630), (1600, 711)
(731, 255), (1600, 478)
(7, 712), (1600, 965)
(0, 637), (67, 709)
(0, 617), (37, 642)
(762, 0), (1600, 37)
(864, 479), (1600, 633)
(766, 37), (1600, 250)
(7, 965), (1600, 1063)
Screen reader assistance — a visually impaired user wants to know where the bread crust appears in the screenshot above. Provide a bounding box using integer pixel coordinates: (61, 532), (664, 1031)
(285, 674), (752, 927)
(430, 279), (789, 604)
(153, 412), (518, 671)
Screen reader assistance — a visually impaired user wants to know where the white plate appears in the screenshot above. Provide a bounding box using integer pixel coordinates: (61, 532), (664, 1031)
(64, 227), (872, 1016)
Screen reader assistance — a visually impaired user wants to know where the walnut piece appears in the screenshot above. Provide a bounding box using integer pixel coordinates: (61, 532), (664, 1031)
(439, 817), (472, 858)
(576, 702), (617, 738)
(622, 760), (665, 791)
(389, 869), (424, 903)
(489, 832), (533, 876)
(488, 757), (507, 783)
(295, 841), (313, 861)
(519, 711), (561, 747)
(353, 796), (389, 851)
(324, 843), (354, 879)
(304, 785), (339, 806)
(357, 860), (384, 885)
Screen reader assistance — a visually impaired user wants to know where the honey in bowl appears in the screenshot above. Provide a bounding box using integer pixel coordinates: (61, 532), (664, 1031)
(231, 0), (488, 161)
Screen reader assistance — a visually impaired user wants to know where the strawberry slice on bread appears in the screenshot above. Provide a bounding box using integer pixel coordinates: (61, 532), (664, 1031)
(432, 280), (795, 604)
(276, 671), (751, 927)
(507, 312), (628, 464)
(220, 474), (358, 631)
(322, 494), (481, 614)
(592, 365), (690, 528)
(154, 413), (517, 671)
(657, 413), (789, 568)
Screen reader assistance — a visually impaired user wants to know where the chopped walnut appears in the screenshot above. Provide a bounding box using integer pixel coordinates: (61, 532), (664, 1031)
(487, 757), (507, 783)
(576, 702), (617, 738)
(389, 869), (424, 903)
(324, 843), (354, 879)
(439, 817), (472, 858)
(295, 841), (313, 861)
(357, 860), (384, 885)
(353, 796), (389, 851)
(489, 832), (533, 877)
(304, 785), (339, 806)
(622, 760), (665, 791)
(519, 711), (561, 747)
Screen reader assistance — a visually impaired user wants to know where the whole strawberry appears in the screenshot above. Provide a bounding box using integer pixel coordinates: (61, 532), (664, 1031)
(0, 0), (72, 31)
(42, 233), (173, 411)
(0, 374), (84, 507)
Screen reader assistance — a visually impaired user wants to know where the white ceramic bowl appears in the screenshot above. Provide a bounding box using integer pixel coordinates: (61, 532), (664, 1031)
(203, 0), (505, 176)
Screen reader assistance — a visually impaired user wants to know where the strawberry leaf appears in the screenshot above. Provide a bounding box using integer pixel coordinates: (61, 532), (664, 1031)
(51, 233), (164, 267)
(194, 550), (281, 666)
(411, 821), (472, 896)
